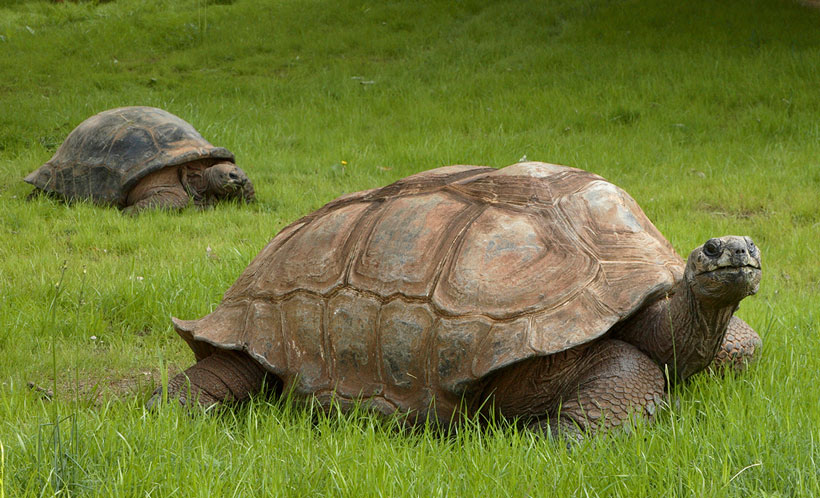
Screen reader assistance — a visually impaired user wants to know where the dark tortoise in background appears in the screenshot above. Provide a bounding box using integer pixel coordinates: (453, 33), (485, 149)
(150, 162), (762, 436)
(25, 106), (255, 214)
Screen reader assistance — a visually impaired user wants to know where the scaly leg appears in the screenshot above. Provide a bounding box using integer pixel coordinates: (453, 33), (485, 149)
(712, 316), (762, 372)
(480, 339), (664, 438)
(123, 186), (190, 215)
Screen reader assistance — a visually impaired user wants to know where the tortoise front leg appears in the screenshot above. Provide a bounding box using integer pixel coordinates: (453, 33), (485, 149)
(481, 339), (664, 438)
(712, 316), (762, 373)
(123, 186), (190, 215)
(147, 350), (273, 409)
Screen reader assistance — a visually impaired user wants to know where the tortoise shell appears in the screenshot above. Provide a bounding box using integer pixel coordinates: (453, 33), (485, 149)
(24, 106), (234, 207)
(175, 162), (684, 421)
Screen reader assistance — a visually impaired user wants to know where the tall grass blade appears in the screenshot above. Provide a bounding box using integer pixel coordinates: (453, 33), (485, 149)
(0, 438), (5, 498)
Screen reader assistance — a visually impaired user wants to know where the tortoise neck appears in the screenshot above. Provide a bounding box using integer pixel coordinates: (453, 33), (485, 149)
(613, 279), (736, 382)
(179, 160), (211, 201)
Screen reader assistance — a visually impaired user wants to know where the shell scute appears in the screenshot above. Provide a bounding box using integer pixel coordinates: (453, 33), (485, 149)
(106, 125), (158, 169)
(224, 222), (306, 301)
(181, 302), (248, 360)
(433, 206), (597, 318)
(558, 180), (677, 262)
(256, 202), (371, 296)
(280, 293), (329, 395)
(447, 166), (557, 208)
(351, 192), (470, 298)
(327, 289), (383, 397)
(471, 317), (533, 378)
(432, 316), (492, 395)
(529, 286), (615, 354)
(378, 300), (434, 393)
(597, 261), (681, 314)
(245, 300), (287, 377)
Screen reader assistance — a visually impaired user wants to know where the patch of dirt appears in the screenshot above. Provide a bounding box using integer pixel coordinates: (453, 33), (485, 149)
(799, 0), (820, 8)
(28, 365), (181, 406)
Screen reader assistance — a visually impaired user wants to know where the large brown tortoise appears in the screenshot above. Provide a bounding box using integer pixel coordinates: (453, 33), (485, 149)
(24, 106), (255, 214)
(150, 162), (762, 436)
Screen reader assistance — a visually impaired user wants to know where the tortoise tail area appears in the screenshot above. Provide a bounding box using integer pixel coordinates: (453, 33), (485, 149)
(157, 317), (277, 408)
(171, 313), (276, 378)
(172, 317), (221, 361)
(23, 168), (42, 186)
(24, 167), (53, 197)
(24, 161), (124, 206)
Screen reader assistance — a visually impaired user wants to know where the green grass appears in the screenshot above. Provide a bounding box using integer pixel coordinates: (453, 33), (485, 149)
(1, 0), (819, 495)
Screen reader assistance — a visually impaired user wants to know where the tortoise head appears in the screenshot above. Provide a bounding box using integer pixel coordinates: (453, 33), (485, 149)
(685, 235), (761, 306)
(204, 162), (256, 203)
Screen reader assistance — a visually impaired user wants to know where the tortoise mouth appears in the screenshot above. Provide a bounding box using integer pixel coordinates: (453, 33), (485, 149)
(700, 264), (760, 277)
(698, 265), (761, 287)
(214, 178), (248, 197)
(695, 264), (761, 298)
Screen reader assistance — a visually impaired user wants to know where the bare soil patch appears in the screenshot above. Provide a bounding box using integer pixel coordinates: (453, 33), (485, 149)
(28, 366), (181, 406)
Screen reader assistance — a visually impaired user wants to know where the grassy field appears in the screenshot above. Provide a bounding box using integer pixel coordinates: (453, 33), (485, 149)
(1, 0), (819, 495)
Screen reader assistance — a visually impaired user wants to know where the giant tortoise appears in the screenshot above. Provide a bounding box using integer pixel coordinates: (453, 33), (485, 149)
(150, 162), (762, 436)
(25, 106), (255, 214)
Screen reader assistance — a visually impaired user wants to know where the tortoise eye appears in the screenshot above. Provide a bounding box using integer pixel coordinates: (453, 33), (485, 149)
(703, 239), (721, 257)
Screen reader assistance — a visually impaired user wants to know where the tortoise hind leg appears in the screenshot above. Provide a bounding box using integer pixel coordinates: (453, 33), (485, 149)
(147, 350), (277, 409)
(26, 188), (44, 201)
(480, 339), (664, 438)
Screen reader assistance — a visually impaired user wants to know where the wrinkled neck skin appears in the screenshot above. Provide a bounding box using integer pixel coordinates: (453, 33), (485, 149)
(202, 165), (227, 200)
(614, 279), (737, 382)
(179, 160), (211, 202)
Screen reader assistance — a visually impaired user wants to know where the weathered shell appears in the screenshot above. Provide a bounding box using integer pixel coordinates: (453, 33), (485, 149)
(24, 106), (234, 207)
(175, 162), (684, 421)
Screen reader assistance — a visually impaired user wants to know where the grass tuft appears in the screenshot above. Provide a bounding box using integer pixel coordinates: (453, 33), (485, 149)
(31, 261), (86, 495)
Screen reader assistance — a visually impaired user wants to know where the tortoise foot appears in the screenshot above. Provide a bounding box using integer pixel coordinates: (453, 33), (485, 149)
(712, 316), (762, 373)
